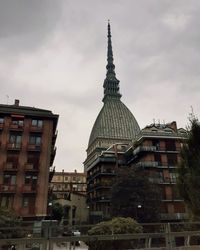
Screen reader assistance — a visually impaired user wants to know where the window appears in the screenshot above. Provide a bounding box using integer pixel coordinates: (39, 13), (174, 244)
(64, 176), (68, 181)
(27, 153), (40, 169)
(0, 196), (13, 208)
(3, 174), (16, 185)
(155, 154), (161, 164)
(7, 153), (18, 167)
(9, 134), (22, 145)
(167, 154), (177, 166)
(12, 119), (24, 127)
(165, 140), (176, 151)
(169, 171), (178, 182)
(25, 175), (37, 184)
(29, 135), (41, 145)
(22, 197), (29, 207)
(0, 118), (4, 124)
(25, 175), (31, 184)
(32, 120), (43, 128)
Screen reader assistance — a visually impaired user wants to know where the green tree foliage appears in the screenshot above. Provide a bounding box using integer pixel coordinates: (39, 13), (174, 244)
(51, 202), (64, 221)
(0, 207), (23, 239)
(111, 168), (162, 223)
(88, 217), (142, 250)
(178, 117), (200, 218)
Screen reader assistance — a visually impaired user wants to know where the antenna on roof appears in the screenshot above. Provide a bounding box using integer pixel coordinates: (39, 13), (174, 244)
(6, 95), (9, 104)
(189, 105), (196, 121)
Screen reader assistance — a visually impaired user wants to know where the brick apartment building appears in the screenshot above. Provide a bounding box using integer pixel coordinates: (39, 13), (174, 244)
(127, 121), (188, 221)
(0, 100), (58, 219)
(87, 122), (188, 222)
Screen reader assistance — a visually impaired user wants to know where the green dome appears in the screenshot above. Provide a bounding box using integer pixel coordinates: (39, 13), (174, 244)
(88, 98), (140, 146)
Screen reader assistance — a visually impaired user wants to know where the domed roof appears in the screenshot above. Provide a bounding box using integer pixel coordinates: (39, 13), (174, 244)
(88, 98), (140, 146)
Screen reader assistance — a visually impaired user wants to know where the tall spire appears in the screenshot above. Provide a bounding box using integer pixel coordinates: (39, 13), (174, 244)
(103, 21), (121, 102)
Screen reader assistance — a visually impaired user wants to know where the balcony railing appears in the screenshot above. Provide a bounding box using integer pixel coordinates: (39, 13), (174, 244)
(133, 146), (157, 155)
(7, 143), (21, 150)
(21, 184), (37, 193)
(0, 184), (16, 193)
(136, 161), (159, 168)
(161, 195), (183, 201)
(160, 213), (188, 220)
(27, 144), (41, 151)
(3, 162), (18, 171)
(24, 163), (39, 172)
(94, 182), (112, 188)
(29, 125), (43, 132)
(136, 161), (177, 169)
(20, 206), (36, 216)
(139, 131), (187, 138)
(0, 122), (4, 129)
(9, 123), (24, 130)
(50, 146), (57, 165)
(150, 177), (177, 184)
(95, 196), (111, 202)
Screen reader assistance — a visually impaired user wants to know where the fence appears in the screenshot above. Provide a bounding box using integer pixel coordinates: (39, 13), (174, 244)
(0, 222), (200, 250)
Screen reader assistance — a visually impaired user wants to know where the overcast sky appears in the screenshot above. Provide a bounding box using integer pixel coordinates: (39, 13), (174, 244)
(0, 0), (200, 172)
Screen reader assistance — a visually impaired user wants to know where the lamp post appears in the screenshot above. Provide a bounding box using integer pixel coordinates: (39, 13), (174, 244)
(135, 204), (142, 222)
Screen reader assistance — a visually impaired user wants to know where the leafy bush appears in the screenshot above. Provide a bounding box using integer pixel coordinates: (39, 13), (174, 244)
(0, 207), (24, 239)
(88, 217), (142, 250)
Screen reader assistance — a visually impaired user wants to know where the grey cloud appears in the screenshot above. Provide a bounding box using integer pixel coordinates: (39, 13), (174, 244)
(0, 0), (200, 171)
(0, 0), (63, 52)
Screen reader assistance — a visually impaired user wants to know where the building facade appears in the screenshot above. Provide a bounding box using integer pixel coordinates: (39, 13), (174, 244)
(87, 143), (127, 222)
(50, 170), (87, 224)
(0, 100), (58, 219)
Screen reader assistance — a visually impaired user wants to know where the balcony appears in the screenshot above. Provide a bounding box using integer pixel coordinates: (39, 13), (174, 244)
(136, 161), (159, 168)
(7, 143), (21, 150)
(133, 146), (156, 155)
(50, 146), (56, 166)
(24, 163), (39, 172)
(94, 182), (112, 189)
(0, 121), (4, 130)
(0, 184), (16, 193)
(20, 207), (36, 216)
(29, 125), (43, 133)
(96, 196), (111, 202)
(160, 213), (188, 221)
(27, 144), (41, 151)
(21, 184), (37, 193)
(151, 177), (177, 184)
(3, 162), (18, 171)
(9, 123), (24, 131)
(52, 130), (58, 145)
(88, 169), (116, 180)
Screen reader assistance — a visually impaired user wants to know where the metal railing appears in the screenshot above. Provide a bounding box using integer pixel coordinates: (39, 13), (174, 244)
(1, 222), (200, 250)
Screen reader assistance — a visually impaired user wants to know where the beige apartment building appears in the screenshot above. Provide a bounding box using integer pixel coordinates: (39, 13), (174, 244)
(51, 170), (86, 195)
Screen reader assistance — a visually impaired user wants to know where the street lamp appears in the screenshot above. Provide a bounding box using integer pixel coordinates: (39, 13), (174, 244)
(135, 204), (142, 221)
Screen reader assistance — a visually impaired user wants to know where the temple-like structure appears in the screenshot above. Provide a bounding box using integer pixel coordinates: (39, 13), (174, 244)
(84, 22), (140, 221)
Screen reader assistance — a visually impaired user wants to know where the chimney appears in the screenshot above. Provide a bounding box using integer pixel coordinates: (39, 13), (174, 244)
(169, 121), (177, 132)
(14, 99), (20, 106)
